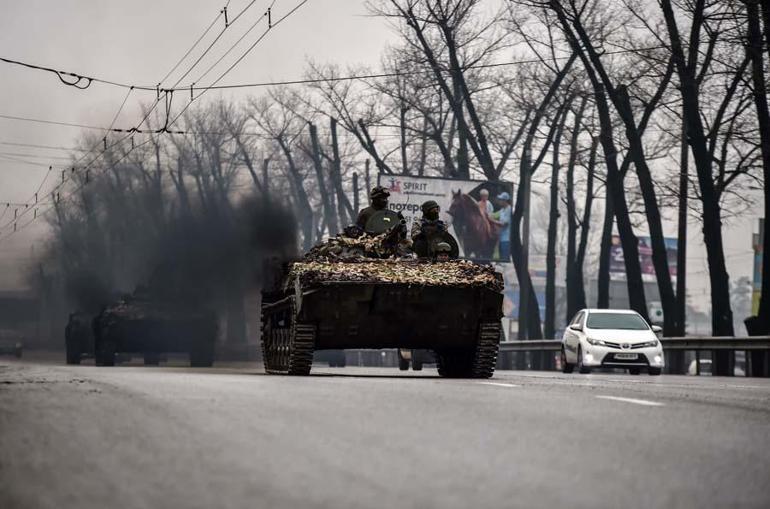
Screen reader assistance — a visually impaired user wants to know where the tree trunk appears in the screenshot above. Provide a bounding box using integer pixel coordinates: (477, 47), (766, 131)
(747, 0), (770, 332)
(330, 117), (354, 226)
(676, 116), (688, 336)
(277, 136), (313, 251)
(597, 190), (613, 308)
(566, 96), (587, 321)
(550, 3), (648, 320)
(615, 87), (678, 333)
(574, 137), (596, 314)
(545, 104), (570, 339)
(399, 104), (409, 175)
(512, 146), (543, 340)
(601, 97), (648, 319)
(659, 0), (734, 337)
(308, 122), (339, 236)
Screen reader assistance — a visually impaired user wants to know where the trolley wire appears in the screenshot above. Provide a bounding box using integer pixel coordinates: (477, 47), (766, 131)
(0, 0), (307, 239)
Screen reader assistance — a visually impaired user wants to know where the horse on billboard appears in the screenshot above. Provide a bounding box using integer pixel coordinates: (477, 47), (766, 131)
(447, 190), (500, 259)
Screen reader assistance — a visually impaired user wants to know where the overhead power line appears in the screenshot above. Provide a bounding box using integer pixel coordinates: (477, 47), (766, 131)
(0, 141), (91, 152)
(0, 0), (310, 239)
(0, 56), (150, 91)
(1, 45), (667, 95)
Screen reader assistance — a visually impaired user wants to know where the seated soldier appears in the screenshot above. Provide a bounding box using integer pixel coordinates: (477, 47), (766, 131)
(411, 200), (447, 241)
(434, 241), (453, 262)
(356, 186), (403, 231)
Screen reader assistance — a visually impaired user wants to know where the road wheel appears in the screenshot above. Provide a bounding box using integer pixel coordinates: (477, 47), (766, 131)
(577, 346), (591, 374)
(560, 347), (574, 374)
(629, 367), (641, 375)
(144, 352), (160, 366)
(648, 367), (662, 376)
(65, 339), (81, 365)
(261, 296), (314, 375)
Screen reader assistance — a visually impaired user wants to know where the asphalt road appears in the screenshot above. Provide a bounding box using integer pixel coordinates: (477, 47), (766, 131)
(2, 356), (769, 509)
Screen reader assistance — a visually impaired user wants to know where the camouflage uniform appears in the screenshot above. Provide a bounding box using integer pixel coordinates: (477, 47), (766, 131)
(356, 186), (403, 231)
(410, 218), (447, 241)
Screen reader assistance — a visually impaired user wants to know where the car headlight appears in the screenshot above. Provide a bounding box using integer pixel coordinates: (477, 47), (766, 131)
(638, 339), (659, 348)
(586, 337), (606, 346)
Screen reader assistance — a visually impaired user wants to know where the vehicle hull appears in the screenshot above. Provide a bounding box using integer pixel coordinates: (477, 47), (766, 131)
(286, 282), (503, 350)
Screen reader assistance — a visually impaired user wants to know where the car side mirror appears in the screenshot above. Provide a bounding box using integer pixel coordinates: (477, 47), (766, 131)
(651, 325), (662, 334)
(569, 324), (583, 332)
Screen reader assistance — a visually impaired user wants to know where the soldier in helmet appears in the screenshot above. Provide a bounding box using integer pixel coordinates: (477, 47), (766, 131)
(434, 241), (452, 262)
(410, 200), (447, 241)
(355, 186), (402, 231)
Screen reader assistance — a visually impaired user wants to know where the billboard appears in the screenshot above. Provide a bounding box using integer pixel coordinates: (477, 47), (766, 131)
(377, 174), (514, 262)
(609, 235), (678, 282)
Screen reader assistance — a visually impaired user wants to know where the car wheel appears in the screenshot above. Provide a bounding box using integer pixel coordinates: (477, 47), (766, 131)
(648, 367), (662, 376)
(561, 347), (574, 374)
(577, 346), (591, 374)
(629, 367), (641, 375)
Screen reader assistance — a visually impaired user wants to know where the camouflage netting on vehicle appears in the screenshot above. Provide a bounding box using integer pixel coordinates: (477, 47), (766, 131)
(304, 231), (410, 260)
(286, 259), (503, 291)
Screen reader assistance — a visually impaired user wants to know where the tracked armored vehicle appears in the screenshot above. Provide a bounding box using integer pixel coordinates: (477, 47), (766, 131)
(92, 290), (217, 367)
(260, 211), (503, 377)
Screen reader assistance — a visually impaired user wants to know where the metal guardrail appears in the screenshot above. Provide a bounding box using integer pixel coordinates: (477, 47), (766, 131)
(500, 336), (770, 352)
(498, 336), (770, 377)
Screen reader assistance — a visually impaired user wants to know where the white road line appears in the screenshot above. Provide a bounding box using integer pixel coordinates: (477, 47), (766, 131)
(596, 395), (664, 407)
(481, 382), (520, 388)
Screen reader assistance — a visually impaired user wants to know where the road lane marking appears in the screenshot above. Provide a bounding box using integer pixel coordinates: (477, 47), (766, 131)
(596, 395), (664, 407)
(481, 382), (520, 388)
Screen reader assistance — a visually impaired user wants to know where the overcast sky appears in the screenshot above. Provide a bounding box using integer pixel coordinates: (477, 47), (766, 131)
(0, 0), (762, 317)
(0, 0), (395, 282)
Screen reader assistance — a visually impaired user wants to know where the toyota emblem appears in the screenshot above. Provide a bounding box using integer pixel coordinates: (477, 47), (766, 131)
(621, 343), (631, 350)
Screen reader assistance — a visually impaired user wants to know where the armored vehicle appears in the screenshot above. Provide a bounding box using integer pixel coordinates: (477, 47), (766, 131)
(65, 311), (95, 365)
(92, 291), (217, 367)
(260, 215), (503, 377)
(0, 330), (23, 358)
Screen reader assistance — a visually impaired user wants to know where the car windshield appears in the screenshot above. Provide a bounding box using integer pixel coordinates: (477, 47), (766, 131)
(586, 313), (649, 330)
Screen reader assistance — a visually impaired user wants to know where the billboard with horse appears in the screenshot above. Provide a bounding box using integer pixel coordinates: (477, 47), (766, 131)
(377, 174), (514, 262)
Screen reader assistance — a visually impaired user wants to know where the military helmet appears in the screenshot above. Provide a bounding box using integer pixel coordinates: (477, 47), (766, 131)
(370, 186), (390, 199)
(421, 200), (440, 213)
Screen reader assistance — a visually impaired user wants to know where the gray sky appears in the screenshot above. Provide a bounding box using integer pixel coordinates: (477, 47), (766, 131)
(0, 0), (395, 284)
(0, 0), (762, 319)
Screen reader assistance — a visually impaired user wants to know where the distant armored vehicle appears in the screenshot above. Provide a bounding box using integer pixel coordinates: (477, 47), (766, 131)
(0, 330), (23, 358)
(260, 223), (503, 377)
(92, 291), (217, 367)
(65, 312), (95, 365)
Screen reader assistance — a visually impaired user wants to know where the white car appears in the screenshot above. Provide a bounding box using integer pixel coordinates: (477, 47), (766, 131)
(561, 309), (664, 375)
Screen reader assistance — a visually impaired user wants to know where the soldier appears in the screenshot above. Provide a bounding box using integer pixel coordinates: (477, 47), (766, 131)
(356, 186), (395, 231)
(410, 200), (447, 241)
(434, 241), (452, 262)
